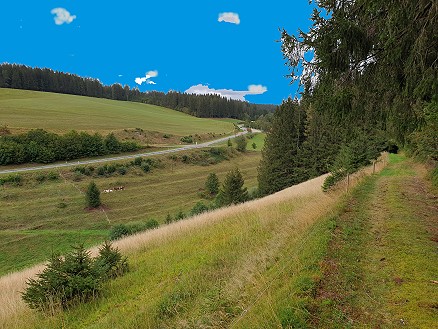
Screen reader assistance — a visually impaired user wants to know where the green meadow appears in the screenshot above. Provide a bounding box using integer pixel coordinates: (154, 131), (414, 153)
(0, 88), (233, 135)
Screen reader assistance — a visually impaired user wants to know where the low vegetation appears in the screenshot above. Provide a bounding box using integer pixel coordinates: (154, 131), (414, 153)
(0, 129), (141, 165)
(22, 242), (128, 314)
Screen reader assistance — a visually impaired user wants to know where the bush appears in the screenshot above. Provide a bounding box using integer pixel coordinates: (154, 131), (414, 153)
(190, 202), (209, 216)
(117, 166), (127, 175)
(133, 157), (143, 166)
(47, 171), (59, 180)
(35, 173), (46, 183)
(22, 243), (128, 313)
(109, 219), (159, 240)
(0, 174), (22, 186)
(180, 136), (193, 143)
(175, 211), (186, 221)
(235, 136), (248, 152)
(109, 224), (131, 240)
(141, 163), (150, 173)
(165, 213), (173, 224)
(144, 218), (159, 229)
(94, 241), (129, 280)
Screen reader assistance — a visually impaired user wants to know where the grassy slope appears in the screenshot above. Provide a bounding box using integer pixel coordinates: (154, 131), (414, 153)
(1, 173), (340, 328)
(0, 88), (233, 135)
(313, 154), (438, 328)
(0, 152), (261, 276)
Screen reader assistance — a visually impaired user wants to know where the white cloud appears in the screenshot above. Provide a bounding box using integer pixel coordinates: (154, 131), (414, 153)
(146, 70), (158, 78)
(185, 84), (267, 101)
(218, 12), (240, 25)
(135, 70), (158, 85)
(248, 85), (267, 94)
(51, 8), (76, 25)
(118, 74), (123, 77)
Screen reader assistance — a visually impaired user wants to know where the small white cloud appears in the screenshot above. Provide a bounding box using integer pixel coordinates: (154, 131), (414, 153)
(135, 70), (158, 85)
(51, 8), (77, 25)
(146, 70), (158, 78)
(185, 84), (267, 101)
(118, 74), (123, 77)
(248, 85), (267, 94)
(218, 12), (240, 25)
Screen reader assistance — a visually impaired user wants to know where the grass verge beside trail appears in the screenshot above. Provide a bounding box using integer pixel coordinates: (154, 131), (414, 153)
(313, 154), (438, 328)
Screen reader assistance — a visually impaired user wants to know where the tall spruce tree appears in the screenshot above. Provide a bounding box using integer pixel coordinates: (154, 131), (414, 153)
(258, 98), (307, 196)
(217, 168), (248, 206)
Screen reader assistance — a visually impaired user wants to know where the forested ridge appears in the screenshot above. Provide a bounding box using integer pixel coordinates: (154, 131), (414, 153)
(0, 63), (275, 120)
(258, 0), (437, 195)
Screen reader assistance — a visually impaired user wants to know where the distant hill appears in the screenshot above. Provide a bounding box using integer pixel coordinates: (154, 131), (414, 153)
(0, 88), (234, 136)
(0, 63), (276, 120)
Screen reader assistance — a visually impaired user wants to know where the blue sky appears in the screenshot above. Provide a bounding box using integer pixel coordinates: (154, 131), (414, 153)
(1, 1), (314, 104)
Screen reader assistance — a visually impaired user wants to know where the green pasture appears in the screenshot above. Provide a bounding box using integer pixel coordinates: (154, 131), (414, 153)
(0, 88), (233, 135)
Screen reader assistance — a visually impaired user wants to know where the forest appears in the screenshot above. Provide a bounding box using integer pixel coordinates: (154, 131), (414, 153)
(258, 0), (437, 195)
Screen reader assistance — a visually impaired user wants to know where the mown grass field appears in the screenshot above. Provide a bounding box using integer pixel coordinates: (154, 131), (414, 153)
(0, 88), (233, 136)
(0, 151), (261, 276)
(246, 133), (266, 151)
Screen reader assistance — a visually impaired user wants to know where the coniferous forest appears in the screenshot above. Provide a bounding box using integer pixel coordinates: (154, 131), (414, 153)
(258, 0), (437, 195)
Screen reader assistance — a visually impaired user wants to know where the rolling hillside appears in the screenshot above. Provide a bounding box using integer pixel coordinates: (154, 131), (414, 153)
(0, 88), (234, 136)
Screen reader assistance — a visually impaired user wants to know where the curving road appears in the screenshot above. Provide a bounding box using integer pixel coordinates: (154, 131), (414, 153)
(0, 130), (249, 175)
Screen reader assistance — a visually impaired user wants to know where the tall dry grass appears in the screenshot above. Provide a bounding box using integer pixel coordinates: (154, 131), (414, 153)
(0, 156), (387, 328)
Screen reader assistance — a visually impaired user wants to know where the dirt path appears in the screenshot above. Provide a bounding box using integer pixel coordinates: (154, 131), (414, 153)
(313, 155), (438, 328)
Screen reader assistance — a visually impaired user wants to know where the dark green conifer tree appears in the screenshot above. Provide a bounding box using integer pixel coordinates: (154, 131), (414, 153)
(86, 181), (101, 208)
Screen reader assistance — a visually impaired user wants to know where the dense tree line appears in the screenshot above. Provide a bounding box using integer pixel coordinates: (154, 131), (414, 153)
(0, 63), (275, 120)
(141, 91), (276, 120)
(0, 129), (140, 165)
(259, 0), (437, 195)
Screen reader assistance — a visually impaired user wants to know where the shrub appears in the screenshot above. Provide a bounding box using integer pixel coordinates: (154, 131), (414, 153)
(141, 163), (150, 173)
(109, 224), (130, 240)
(96, 166), (106, 176)
(144, 218), (159, 229)
(180, 136), (193, 143)
(133, 157), (143, 166)
(86, 181), (101, 208)
(252, 142), (257, 150)
(94, 241), (129, 280)
(165, 213), (173, 224)
(227, 139), (232, 147)
(117, 166), (127, 175)
(190, 202), (209, 216)
(22, 243), (128, 313)
(235, 136), (248, 152)
(47, 171), (59, 181)
(0, 174), (22, 186)
(175, 211), (186, 221)
(35, 173), (46, 183)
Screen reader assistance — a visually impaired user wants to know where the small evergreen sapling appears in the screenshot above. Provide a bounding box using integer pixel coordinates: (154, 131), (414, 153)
(86, 181), (101, 208)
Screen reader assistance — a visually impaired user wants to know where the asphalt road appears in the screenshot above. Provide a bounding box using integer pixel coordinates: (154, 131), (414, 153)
(0, 130), (249, 175)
